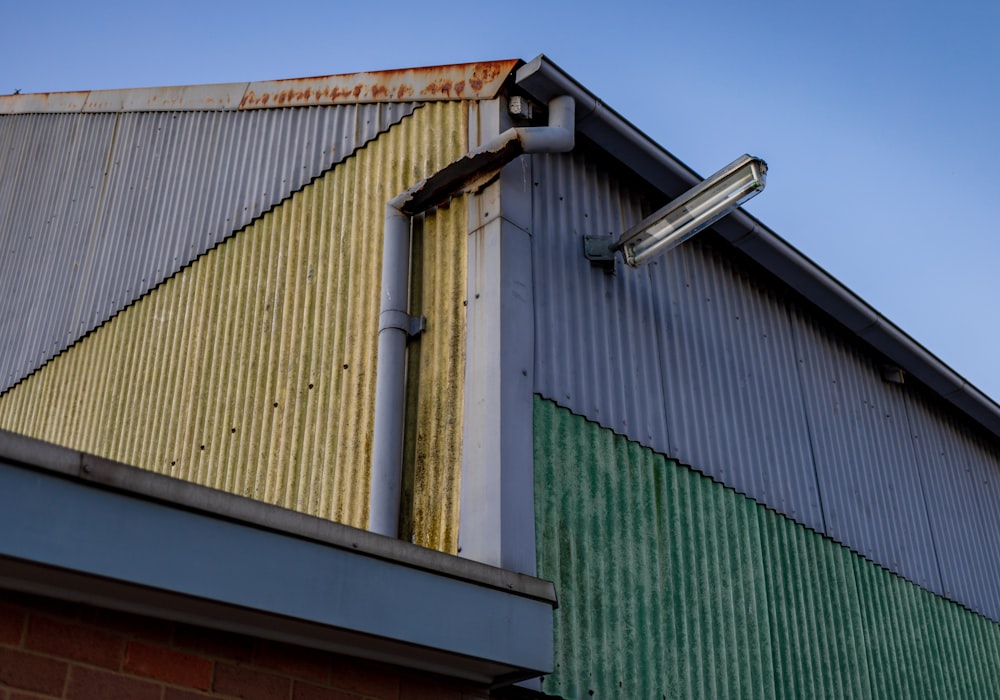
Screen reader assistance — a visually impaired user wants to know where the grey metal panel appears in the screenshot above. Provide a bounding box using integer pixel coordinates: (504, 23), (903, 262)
(531, 150), (670, 448)
(0, 102), (418, 392)
(531, 145), (822, 530)
(905, 396), (1000, 620)
(790, 306), (943, 593)
(529, 141), (970, 607)
(649, 237), (825, 531)
(517, 54), (1000, 443)
(0, 459), (554, 682)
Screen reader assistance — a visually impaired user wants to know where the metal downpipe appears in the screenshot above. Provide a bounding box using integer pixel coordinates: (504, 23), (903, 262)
(368, 95), (575, 539)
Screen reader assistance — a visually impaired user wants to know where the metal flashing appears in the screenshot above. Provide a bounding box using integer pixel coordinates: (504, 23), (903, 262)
(0, 428), (556, 684)
(0, 60), (520, 115)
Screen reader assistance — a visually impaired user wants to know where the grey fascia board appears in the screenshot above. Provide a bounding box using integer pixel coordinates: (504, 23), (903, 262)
(0, 430), (556, 683)
(515, 54), (1000, 440)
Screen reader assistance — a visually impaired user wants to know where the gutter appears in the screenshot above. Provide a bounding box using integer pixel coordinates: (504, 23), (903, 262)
(515, 54), (1000, 439)
(368, 95), (576, 538)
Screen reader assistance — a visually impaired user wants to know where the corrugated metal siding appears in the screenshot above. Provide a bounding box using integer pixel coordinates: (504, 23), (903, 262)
(530, 148), (822, 531)
(906, 395), (1000, 621)
(791, 305), (942, 592)
(650, 238), (824, 530)
(0, 103), (418, 394)
(528, 144), (1000, 619)
(530, 150), (670, 450)
(0, 102), (468, 545)
(402, 205), (468, 553)
(535, 396), (1000, 699)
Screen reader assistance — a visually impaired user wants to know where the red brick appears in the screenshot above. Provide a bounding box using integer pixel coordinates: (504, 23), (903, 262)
(252, 639), (331, 684)
(173, 623), (254, 661)
(398, 676), (462, 700)
(329, 658), (399, 699)
(66, 665), (161, 700)
(0, 647), (68, 695)
(164, 688), (213, 700)
(123, 640), (212, 690)
(26, 615), (125, 669)
(213, 662), (291, 700)
(94, 608), (173, 644)
(0, 602), (26, 646)
(292, 681), (364, 700)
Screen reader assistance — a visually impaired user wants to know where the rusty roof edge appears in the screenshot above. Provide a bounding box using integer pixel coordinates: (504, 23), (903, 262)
(515, 53), (1000, 441)
(0, 60), (522, 115)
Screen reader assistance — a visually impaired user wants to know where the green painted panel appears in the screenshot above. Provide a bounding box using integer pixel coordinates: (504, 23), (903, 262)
(534, 396), (1000, 699)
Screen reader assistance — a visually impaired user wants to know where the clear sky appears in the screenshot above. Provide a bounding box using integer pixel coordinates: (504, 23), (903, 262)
(4, 0), (999, 401)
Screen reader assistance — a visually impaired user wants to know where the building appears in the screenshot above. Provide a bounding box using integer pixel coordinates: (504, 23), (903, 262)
(2, 56), (1000, 698)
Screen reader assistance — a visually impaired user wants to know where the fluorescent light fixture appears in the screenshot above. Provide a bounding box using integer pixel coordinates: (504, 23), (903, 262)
(615, 154), (767, 267)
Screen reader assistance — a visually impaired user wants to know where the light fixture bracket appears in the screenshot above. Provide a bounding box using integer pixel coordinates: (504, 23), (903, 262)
(583, 235), (618, 273)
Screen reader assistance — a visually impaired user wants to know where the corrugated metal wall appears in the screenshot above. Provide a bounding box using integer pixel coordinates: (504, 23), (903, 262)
(0, 103), (417, 394)
(0, 102), (469, 548)
(535, 397), (1000, 699)
(529, 145), (1000, 621)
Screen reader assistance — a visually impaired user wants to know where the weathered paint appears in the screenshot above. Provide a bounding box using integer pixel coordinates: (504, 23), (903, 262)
(241, 61), (518, 110)
(401, 189), (468, 553)
(534, 396), (1000, 698)
(0, 102), (468, 548)
(0, 104), (418, 394)
(528, 142), (1000, 622)
(0, 60), (518, 114)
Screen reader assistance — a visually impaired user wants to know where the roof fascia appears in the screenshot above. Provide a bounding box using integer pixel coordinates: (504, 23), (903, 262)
(0, 60), (521, 114)
(515, 54), (1000, 439)
(0, 429), (555, 684)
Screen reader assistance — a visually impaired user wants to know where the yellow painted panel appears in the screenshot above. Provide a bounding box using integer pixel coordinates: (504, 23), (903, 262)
(0, 102), (468, 548)
(403, 202), (467, 553)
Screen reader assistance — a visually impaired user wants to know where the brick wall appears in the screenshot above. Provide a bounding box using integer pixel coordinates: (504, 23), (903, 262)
(0, 591), (492, 700)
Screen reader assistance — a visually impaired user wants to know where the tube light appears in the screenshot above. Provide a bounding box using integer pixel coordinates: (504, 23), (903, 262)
(615, 154), (767, 267)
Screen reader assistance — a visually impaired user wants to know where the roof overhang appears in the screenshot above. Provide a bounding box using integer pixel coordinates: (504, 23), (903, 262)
(515, 54), (1000, 439)
(0, 59), (520, 114)
(0, 429), (555, 686)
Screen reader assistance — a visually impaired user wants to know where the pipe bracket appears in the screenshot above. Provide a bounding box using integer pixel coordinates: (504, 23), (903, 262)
(379, 310), (426, 339)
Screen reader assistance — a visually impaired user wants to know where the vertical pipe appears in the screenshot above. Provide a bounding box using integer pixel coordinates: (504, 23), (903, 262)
(369, 201), (411, 537)
(369, 97), (574, 539)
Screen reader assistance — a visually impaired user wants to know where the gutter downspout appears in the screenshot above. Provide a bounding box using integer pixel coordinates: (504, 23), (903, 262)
(369, 95), (575, 538)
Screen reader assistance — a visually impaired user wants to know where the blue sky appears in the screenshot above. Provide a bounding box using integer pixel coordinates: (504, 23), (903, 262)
(4, 0), (999, 400)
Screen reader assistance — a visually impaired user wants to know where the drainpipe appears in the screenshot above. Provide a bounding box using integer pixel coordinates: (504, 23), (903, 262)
(369, 95), (575, 538)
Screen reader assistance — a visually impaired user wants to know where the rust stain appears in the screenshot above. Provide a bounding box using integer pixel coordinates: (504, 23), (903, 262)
(238, 59), (519, 110)
(2, 59), (519, 114)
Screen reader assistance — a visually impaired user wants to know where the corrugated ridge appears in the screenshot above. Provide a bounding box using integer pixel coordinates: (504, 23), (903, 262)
(0, 103), (419, 394)
(0, 102), (468, 543)
(652, 238), (826, 531)
(530, 149), (669, 448)
(905, 394), (1000, 621)
(535, 396), (774, 699)
(790, 305), (942, 593)
(404, 189), (468, 552)
(535, 396), (1000, 699)
(529, 142), (999, 624)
